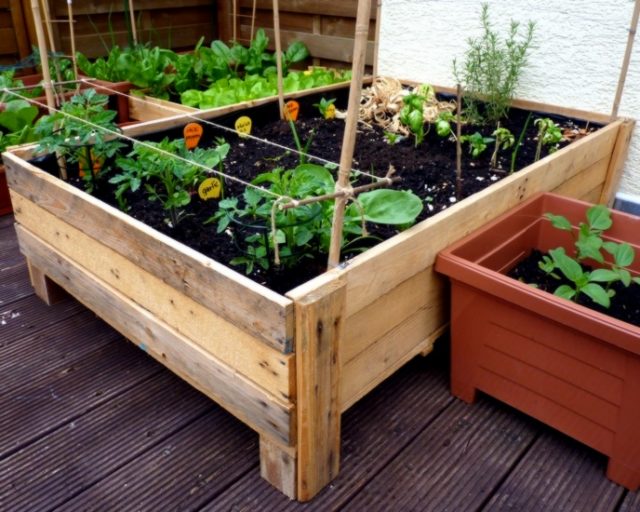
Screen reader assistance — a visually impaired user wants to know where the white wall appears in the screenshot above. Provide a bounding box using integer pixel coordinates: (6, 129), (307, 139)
(378, 0), (640, 199)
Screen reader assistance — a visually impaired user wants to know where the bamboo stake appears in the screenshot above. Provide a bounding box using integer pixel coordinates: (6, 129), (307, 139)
(273, 0), (285, 120)
(250, 0), (257, 42)
(372, 0), (382, 80)
(611, 0), (640, 120)
(128, 0), (138, 45)
(30, 0), (56, 113)
(232, 0), (237, 42)
(456, 84), (462, 199)
(67, 0), (79, 82)
(327, 0), (372, 268)
(40, 0), (63, 100)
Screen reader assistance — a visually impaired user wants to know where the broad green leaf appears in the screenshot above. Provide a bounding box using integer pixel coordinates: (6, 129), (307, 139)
(359, 189), (423, 225)
(616, 268), (632, 287)
(550, 248), (583, 282)
(612, 242), (635, 267)
(589, 268), (620, 283)
(291, 164), (334, 196)
(554, 284), (576, 301)
(285, 42), (309, 64)
(586, 204), (612, 231)
(544, 213), (572, 231)
(581, 283), (611, 308)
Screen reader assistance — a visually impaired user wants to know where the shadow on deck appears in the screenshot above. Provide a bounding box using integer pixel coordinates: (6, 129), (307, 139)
(1, 214), (639, 511)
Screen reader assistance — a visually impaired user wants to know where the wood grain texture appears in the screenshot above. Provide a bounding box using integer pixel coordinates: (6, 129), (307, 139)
(260, 436), (297, 499)
(5, 153), (294, 353)
(599, 118), (636, 205)
(16, 225), (294, 445)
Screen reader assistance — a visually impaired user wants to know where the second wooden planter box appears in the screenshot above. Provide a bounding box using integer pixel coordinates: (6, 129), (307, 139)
(435, 192), (640, 490)
(3, 95), (635, 499)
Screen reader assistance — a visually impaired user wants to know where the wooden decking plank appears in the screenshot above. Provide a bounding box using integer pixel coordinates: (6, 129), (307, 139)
(341, 397), (539, 512)
(0, 311), (121, 395)
(620, 491), (640, 511)
(58, 408), (258, 511)
(0, 338), (162, 459)
(0, 294), (85, 341)
(0, 261), (31, 305)
(0, 371), (213, 511)
(484, 430), (623, 512)
(0, 214), (14, 229)
(205, 351), (454, 511)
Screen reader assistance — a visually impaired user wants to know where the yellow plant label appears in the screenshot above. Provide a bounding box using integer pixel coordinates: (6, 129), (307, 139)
(324, 103), (336, 120)
(235, 116), (252, 137)
(284, 100), (300, 121)
(184, 123), (203, 149)
(198, 177), (222, 200)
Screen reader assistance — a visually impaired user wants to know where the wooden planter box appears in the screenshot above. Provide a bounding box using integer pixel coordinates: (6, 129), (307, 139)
(3, 97), (634, 499)
(435, 192), (640, 490)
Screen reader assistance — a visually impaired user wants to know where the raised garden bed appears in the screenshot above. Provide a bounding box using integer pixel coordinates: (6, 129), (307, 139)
(435, 192), (640, 490)
(3, 85), (634, 499)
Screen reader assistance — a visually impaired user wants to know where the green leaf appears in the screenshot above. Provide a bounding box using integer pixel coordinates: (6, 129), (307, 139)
(612, 242), (635, 267)
(554, 284), (576, 301)
(544, 213), (572, 231)
(581, 283), (611, 308)
(359, 189), (423, 225)
(589, 269), (620, 283)
(294, 227), (313, 246)
(586, 204), (612, 231)
(549, 248), (583, 282)
(284, 41), (309, 64)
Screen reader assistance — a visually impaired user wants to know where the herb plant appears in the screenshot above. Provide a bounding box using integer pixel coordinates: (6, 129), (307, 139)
(453, 3), (535, 125)
(0, 99), (40, 152)
(539, 205), (640, 308)
(209, 164), (423, 273)
(490, 126), (514, 167)
(435, 112), (455, 139)
(35, 89), (126, 192)
(313, 97), (336, 119)
(460, 131), (494, 158)
(111, 137), (230, 227)
(534, 118), (562, 161)
(400, 93), (426, 147)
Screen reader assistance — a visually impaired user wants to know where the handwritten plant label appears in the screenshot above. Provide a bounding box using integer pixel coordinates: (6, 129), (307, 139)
(284, 100), (300, 121)
(184, 123), (203, 149)
(324, 103), (336, 120)
(235, 116), (252, 137)
(198, 177), (222, 200)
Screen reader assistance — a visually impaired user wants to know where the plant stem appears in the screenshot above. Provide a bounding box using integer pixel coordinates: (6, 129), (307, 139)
(510, 112), (531, 174)
(490, 121), (500, 167)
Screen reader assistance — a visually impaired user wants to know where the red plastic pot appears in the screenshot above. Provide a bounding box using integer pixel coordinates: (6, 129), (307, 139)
(435, 192), (640, 490)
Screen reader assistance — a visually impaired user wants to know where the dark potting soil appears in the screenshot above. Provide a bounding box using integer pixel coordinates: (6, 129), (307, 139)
(35, 91), (600, 294)
(508, 249), (640, 328)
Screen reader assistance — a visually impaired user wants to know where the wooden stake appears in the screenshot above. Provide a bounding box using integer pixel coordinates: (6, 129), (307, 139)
(40, 0), (63, 91)
(327, 0), (372, 268)
(250, 0), (257, 42)
(372, 0), (382, 80)
(30, 0), (56, 113)
(232, 0), (237, 42)
(128, 0), (138, 45)
(273, 0), (285, 120)
(456, 84), (463, 199)
(611, 0), (640, 120)
(67, 0), (79, 82)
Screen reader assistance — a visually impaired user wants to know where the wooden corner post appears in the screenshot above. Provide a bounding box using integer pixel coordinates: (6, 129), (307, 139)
(288, 277), (346, 501)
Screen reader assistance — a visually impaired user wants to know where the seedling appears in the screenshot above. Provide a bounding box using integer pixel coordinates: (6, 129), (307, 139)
(435, 112), (455, 139)
(288, 120), (315, 165)
(539, 204), (640, 308)
(490, 126), (514, 167)
(460, 131), (494, 158)
(510, 112), (531, 174)
(383, 131), (404, 145)
(400, 93), (426, 147)
(534, 118), (562, 161)
(313, 97), (336, 119)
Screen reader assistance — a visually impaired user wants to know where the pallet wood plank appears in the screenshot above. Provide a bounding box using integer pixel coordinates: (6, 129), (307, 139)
(600, 118), (636, 205)
(260, 436), (297, 499)
(5, 155), (294, 353)
(485, 431), (623, 512)
(0, 371), (212, 510)
(237, 0), (377, 19)
(552, 156), (609, 199)
(12, 192), (294, 401)
(16, 225), (294, 445)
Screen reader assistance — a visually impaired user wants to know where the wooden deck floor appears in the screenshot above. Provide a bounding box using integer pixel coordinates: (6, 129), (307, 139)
(1, 213), (639, 511)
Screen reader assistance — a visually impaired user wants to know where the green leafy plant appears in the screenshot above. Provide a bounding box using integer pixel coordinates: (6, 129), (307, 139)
(460, 131), (494, 158)
(0, 70), (43, 101)
(539, 205), (640, 308)
(534, 117), (562, 161)
(288, 120), (315, 165)
(0, 99), (40, 152)
(400, 93), (426, 147)
(434, 112), (455, 139)
(111, 137), (230, 226)
(383, 131), (403, 145)
(313, 97), (336, 118)
(35, 89), (126, 192)
(453, 3), (535, 125)
(490, 126), (514, 167)
(208, 163), (423, 273)
(510, 112), (531, 174)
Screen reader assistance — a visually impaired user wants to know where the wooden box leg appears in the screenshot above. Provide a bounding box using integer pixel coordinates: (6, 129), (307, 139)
(292, 278), (346, 502)
(260, 436), (297, 499)
(27, 259), (67, 305)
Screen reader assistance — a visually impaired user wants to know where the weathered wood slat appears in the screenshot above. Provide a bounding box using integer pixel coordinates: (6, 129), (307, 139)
(600, 118), (636, 204)
(237, 0), (377, 19)
(552, 156), (609, 198)
(5, 154), (294, 353)
(485, 432), (623, 511)
(52, 0), (213, 16)
(16, 225), (294, 445)
(0, 371), (212, 510)
(11, 192), (294, 401)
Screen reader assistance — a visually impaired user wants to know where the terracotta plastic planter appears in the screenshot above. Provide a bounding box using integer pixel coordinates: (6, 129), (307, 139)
(435, 192), (640, 490)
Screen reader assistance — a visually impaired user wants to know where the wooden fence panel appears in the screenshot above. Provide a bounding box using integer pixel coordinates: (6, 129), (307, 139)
(0, 0), (30, 66)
